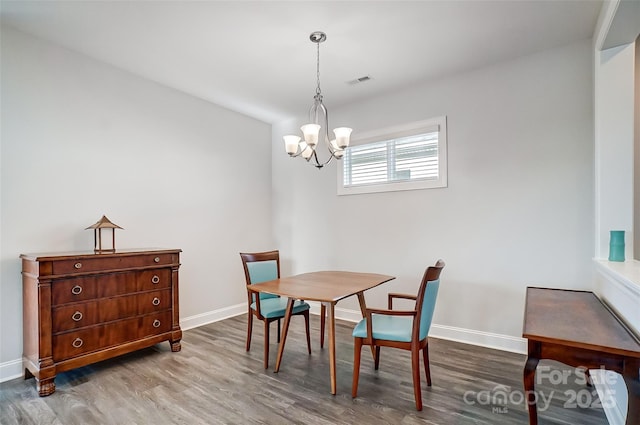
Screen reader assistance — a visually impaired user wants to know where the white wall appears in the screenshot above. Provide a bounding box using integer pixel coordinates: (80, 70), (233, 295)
(0, 27), (273, 379)
(273, 39), (594, 351)
(594, 43), (635, 261)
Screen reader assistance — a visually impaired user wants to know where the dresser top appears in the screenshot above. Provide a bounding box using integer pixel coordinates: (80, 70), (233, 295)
(20, 248), (181, 261)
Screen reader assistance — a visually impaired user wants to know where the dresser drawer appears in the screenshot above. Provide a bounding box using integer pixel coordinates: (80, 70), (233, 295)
(52, 273), (137, 306)
(137, 269), (171, 291)
(51, 253), (176, 275)
(52, 289), (172, 332)
(98, 289), (171, 321)
(52, 302), (99, 332)
(52, 327), (104, 361)
(51, 277), (98, 305)
(52, 311), (172, 361)
(51, 271), (170, 306)
(137, 289), (172, 314)
(132, 311), (172, 339)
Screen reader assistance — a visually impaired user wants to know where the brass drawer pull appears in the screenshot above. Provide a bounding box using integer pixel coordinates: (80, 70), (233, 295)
(154, 257), (160, 263)
(71, 311), (83, 322)
(71, 285), (83, 295)
(151, 275), (160, 284)
(74, 262), (82, 269)
(72, 338), (83, 348)
(152, 297), (161, 306)
(152, 319), (161, 328)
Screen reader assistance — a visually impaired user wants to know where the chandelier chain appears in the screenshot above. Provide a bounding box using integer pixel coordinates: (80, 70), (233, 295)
(315, 42), (321, 96)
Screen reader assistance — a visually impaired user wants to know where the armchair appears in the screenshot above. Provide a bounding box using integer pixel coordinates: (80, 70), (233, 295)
(351, 260), (445, 410)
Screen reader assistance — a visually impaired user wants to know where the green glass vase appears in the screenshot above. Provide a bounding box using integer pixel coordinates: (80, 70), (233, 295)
(608, 230), (625, 262)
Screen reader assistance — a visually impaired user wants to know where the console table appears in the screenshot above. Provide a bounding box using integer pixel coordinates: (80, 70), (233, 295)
(522, 287), (640, 424)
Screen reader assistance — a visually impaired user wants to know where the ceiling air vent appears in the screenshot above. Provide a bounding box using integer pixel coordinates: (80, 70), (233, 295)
(347, 75), (372, 85)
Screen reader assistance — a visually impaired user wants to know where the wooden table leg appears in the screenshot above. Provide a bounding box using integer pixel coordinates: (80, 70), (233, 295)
(320, 304), (326, 349)
(356, 292), (366, 316)
(274, 298), (295, 373)
(324, 301), (337, 395)
(622, 358), (640, 425)
(524, 355), (540, 425)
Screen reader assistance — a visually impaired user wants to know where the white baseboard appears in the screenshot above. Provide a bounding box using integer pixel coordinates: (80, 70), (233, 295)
(0, 358), (24, 383)
(429, 324), (527, 354)
(180, 302), (246, 331)
(590, 369), (626, 425)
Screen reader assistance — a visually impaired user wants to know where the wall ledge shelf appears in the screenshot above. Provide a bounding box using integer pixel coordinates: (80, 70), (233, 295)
(593, 258), (640, 340)
(594, 259), (640, 299)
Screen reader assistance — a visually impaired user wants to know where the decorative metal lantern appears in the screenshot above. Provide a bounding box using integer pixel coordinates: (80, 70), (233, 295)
(85, 215), (123, 253)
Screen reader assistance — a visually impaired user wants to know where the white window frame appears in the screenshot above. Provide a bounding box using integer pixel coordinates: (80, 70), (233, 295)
(337, 116), (447, 195)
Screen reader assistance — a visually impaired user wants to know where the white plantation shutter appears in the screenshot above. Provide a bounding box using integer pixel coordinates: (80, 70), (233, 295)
(339, 117), (447, 195)
(344, 143), (388, 186)
(343, 132), (439, 187)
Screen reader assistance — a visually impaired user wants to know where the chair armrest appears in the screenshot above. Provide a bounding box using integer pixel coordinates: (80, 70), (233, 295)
(366, 307), (416, 317)
(364, 308), (416, 342)
(388, 293), (417, 309)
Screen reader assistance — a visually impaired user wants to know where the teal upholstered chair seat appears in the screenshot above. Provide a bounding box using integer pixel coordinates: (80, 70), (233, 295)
(352, 315), (414, 342)
(240, 250), (311, 369)
(250, 298), (310, 319)
(352, 260), (445, 411)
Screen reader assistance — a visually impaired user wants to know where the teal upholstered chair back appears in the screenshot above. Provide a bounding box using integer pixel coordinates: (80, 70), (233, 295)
(419, 279), (440, 340)
(415, 260), (444, 341)
(240, 251), (281, 301)
(246, 260), (279, 301)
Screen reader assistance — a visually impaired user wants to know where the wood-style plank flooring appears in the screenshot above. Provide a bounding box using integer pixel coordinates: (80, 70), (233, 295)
(1, 315), (608, 424)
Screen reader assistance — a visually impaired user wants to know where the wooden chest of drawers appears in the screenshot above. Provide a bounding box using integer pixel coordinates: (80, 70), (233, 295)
(21, 249), (182, 396)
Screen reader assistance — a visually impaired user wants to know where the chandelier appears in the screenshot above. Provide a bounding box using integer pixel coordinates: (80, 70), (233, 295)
(283, 31), (352, 169)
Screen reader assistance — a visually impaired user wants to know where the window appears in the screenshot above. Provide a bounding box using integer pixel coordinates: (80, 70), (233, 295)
(338, 116), (447, 195)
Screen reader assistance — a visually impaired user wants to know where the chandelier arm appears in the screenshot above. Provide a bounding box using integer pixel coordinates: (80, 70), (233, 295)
(309, 96), (321, 124)
(314, 100), (332, 149)
(313, 151), (335, 169)
(311, 149), (322, 168)
(289, 149), (306, 159)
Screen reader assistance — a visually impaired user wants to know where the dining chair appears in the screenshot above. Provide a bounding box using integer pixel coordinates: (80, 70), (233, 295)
(240, 250), (311, 369)
(351, 260), (445, 410)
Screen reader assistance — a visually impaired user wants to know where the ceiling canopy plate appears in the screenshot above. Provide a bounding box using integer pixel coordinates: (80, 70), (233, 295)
(309, 31), (327, 44)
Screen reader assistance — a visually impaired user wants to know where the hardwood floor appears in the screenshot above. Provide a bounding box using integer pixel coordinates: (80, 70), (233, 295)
(1, 315), (607, 424)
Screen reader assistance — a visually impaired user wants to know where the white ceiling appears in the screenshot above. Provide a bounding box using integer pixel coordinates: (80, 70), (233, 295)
(1, 0), (603, 124)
